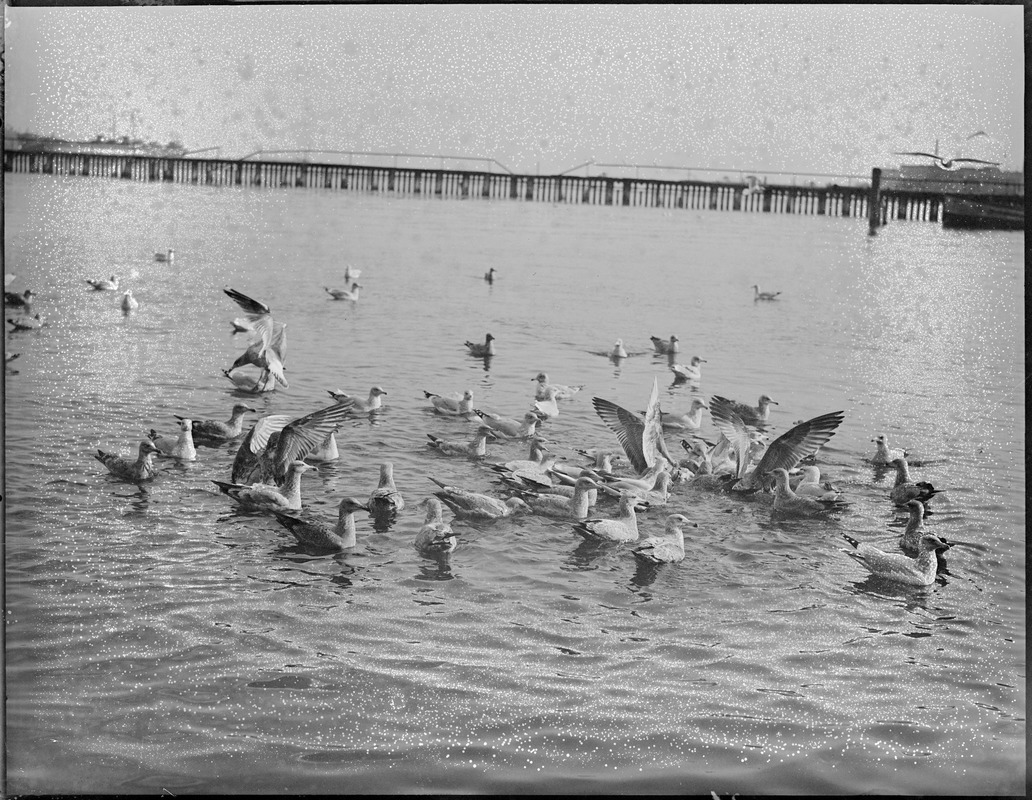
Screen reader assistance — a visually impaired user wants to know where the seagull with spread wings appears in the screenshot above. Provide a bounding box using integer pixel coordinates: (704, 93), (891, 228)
(223, 288), (288, 389)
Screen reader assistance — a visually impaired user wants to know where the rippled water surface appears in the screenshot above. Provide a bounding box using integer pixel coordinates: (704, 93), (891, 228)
(4, 173), (1024, 794)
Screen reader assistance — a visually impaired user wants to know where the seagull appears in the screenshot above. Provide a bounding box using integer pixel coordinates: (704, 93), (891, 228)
(792, 465), (843, 501)
(632, 514), (695, 564)
(328, 385), (387, 414)
(305, 430), (340, 464)
(424, 388), (475, 416)
(223, 288), (288, 388)
(592, 377), (674, 475)
(893, 151), (1000, 170)
(368, 462), (405, 513)
(889, 458), (942, 507)
(572, 492), (645, 543)
(86, 275), (119, 291)
(95, 440), (161, 482)
(870, 434), (908, 466)
(179, 403), (256, 443)
(650, 335), (679, 355)
(212, 459), (313, 512)
(770, 468), (848, 517)
(147, 418), (197, 461)
(472, 409), (542, 439)
(489, 438), (557, 489)
(509, 475), (598, 520)
(533, 373), (583, 401)
(272, 497), (369, 552)
(120, 290), (139, 314)
(414, 497), (459, 556)
(656, 398), (709, 433)
(426, 425), (497, 459)
(5, 289), (35, 310)
(670, 356), (706, 383)
(7, 313), (44, 332)
(429, 477), (532, 520)
(752, 285), (780, 301)
(899, 499), (931, 553)
(484, 267), (496, 284)
(231, 401), (354, 485)
(465, 333), (496, 357)
(154, 249), (174, 262)
(712, 394), (778, 428)
(324, 282), (362, 301)
(709, 400), (845, 493)
(4, 273), (15, 287)
(343, 265), (362, 284)
(610, 339), (628, 358)
(533, 386), (561, 420)
(842, 532), (951, 586)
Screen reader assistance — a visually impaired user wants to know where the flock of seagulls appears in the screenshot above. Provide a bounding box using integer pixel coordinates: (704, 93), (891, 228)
(28, 257), (948, 587)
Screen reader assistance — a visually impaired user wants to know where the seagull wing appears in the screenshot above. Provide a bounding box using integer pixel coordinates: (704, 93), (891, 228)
(952, 158), (1000, 166)
(641, 377), (673, 469)
(230, 414), (292, 483)
(224, 288), (271, 317)
(268, 401), (355, 482)
(708, 396), (754, 480)
(747, 410), (845, 488)
(592, 397), (648, 474)
(893, 151), (938, 159)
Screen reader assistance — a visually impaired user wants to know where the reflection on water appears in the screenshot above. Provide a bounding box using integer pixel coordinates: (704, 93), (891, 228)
(3, 175), (1024, 795)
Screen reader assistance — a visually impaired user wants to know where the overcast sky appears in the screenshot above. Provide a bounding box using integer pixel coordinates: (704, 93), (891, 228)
(3, 4), (1024, 177)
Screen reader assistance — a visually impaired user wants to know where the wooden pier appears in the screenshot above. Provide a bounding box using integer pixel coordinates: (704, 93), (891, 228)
(0, 149), (989, 224)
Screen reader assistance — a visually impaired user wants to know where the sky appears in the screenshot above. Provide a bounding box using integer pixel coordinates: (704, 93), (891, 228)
(3, 4), (1025, 178)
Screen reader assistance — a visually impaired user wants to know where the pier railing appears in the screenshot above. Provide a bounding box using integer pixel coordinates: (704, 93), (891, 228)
(4, 149), (1021, 224)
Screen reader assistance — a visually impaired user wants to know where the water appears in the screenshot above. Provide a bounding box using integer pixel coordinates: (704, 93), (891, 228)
(4, 173), (1024, 795)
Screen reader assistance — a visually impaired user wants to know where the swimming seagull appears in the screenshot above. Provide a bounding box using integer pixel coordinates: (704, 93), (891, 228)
(413, 497), (459, 556)
(328, 385), (387, 414)
(5, 289), (35, 309)
(154, 249), (174, 262)
(792, 465), (843, 500)
(533, 373), (583, 401)
(86, 275), (119, 291)
(488, 438), (557, 489)
(120, 290), (139, 314)
(465, 333), (496, 357)
(223, 288), (288, 388)
(650, 335), (680, 355)
(343, 265), (362, 284)
(591, 377), (675, 475)
(212, 459), (313, 512)
(632, 514), (695, 564)
(95, 440), (161, 482)
(842, 532), (951, 586)
(484, 267), (496, 284)
(657, 398), (709, 433)
(7, 313), (44, 332)
(610, 339), (628, 358)
(888, 458), (942, 507)
(572, 492), (646, 543)
(428, 477), (532, 520)
(870, 434), (908, 466)
(472, 409), (542, 439)
(709, 399), (845, 493)
(670, 356), (706, 383)
(147, 418), (197, 461)
(231, 400), (355, 485)
(712, 394), (778, 428)
(533, 386), (561, 420)
(426, 425), (496, 459)
(221, 368), (275, 394)
(272, 497), (369, 552)
(893, 151), (1000, 170)
(770, 468), (848, 517)
(178, 403), (257, 443)
(368, 462), (405, 513)
(509, 475), (598, 520)
(752, 285), (781, 300)
(324, 282), (362, 301)
(899, 499), (931, 553)
(424, 388), (475, 415)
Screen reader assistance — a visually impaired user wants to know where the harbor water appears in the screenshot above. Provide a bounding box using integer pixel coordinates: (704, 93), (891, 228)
(3, 173), (1024, 794)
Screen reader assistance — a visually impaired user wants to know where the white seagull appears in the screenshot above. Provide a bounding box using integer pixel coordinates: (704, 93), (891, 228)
(842, 532), (950, 586)
(424, 388), (475, 416)
(86, 275), (119, 291)
(212, 460), (313, 512)
(670, 356), (706, 383)
(632, 514), (695, 564)
(148, 418), (197, 461)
